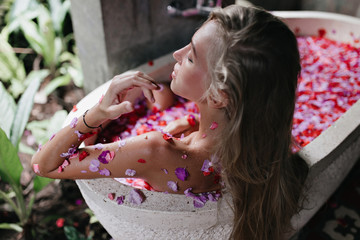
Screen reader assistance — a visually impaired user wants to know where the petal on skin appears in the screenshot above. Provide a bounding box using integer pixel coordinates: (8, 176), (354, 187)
(128, 189), (145, 205)
(167, 181), (178, 192)
(89, 159), (100, 172)
(105, 151), (115, 162)
(99, 94), (104, 103)
(70, 117), (78, 128)
(118, 140), (126, 148)
(175, 167), (189, 181)
(162, 168), (169, 174)
(49, 133), (56, 141)
(125, 169), (136, 176)
(137, 158), (146, 163)
(99, 168), (111, 176)
(181, 154), (188, 159)
(98, 150), (110, 164)
(72, 105), (78, 112)
(93, 143), (104, 150)
(33, 164), (40, 173)
(37, 144), (42, 152)
(201, 159), (211, 172)
(81, 170), (87, 173)
(210, 122), (218, 130)
(58, 166), (63, 173)
(79, 151), (90, 161)
(184, 188), (196, 198)
(61, 159), (70, 168)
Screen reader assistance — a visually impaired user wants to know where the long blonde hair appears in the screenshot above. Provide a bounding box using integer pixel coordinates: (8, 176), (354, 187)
(206, 6), (308, 239)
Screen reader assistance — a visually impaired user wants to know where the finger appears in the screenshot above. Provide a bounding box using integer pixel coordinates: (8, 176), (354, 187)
(142, 88), (155, 103)
(107, 101), (134, 119)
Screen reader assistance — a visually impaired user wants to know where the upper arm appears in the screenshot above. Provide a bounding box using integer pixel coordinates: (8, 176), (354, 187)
(41, 131), (168, 180)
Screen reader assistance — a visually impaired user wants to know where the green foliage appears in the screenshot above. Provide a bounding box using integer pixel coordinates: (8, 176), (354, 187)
(0, 72), (53, 231)
(0, 29), (27, 98)
(1, 0), (83, 99)
(64, 226), (93, 240)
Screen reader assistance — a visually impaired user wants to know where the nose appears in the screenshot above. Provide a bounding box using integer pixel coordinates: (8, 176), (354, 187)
(173, 45), (187, 64)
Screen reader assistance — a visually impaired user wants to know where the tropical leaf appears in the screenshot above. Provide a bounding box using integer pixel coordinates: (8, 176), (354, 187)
(0, 82), (16, 138)
(10, 70), (49, 148)
(0, 223), (23, 232)
(33, 175), (53, 193)
(0, 128), (23, 185)
(43, 73), (71, 96)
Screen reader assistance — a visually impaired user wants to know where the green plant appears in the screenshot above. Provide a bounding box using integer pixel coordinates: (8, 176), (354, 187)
(64, 226), (93, 240)
(1, 0), (83, 99)
(0, 72), (53, 233)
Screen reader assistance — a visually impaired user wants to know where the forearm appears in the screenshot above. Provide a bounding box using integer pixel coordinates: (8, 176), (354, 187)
(31, 105), (105, 175)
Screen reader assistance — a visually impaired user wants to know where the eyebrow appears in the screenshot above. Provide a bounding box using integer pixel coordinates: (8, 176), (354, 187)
(191, 40), (197, 58)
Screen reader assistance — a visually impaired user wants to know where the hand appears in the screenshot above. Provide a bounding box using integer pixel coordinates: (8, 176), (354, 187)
(163, 114), (199, 137)
(99, 71), (159, 120)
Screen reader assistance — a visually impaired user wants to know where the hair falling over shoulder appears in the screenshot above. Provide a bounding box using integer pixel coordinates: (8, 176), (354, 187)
(207, 6), (309, 240)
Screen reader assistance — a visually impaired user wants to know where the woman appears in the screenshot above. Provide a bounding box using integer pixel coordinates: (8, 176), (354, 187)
(32, 5), (307, 239)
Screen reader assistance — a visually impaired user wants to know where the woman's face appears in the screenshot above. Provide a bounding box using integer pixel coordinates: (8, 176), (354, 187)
(171, 21), (218, 102)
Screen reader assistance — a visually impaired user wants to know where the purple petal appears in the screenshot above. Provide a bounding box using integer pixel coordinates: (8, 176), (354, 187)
(184, 188), (196, 198)
(162, 168), (168, 174)
(125, 169), (136, 176)
(99, 168), (111, 176)
(89, 159), (100, 172)
(167, 181), (178, 192)
(201, 159), (211, 172)
(49, 133), (56, 141)
(74, 130), (82, 138)
(128, 189), (145, 205)
(98, 150), (110, 164)
(116, 196), (125, 205)
(193, 197), (206, 208)
(175, 167), (189, 181)
(60, 145), (78, 158)
(70, 117), (78, 128)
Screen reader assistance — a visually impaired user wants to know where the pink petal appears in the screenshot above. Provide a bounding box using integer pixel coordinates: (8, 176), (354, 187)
(128, 189), (145, 205)
(167, 181), (178, 192)
(62, 159), (70, 168)
(49, 134), (56, 141)
(125, 169), (136, 176)
(210, 122), (218, 130)
(108, 193), (115, 200)
(33, 164), (40, 173)
(181, 154), (188, 159)
(58, 166), (63, 173)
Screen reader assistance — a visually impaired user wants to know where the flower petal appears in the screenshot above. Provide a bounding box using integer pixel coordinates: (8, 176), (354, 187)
(167, 181), (178, 192)
(128, 189), (145, 205)
(210, 122), (218, 130)
(125, 169), (136, 176)
(99, 168), (111, 176)
(70, 117), (78, 128)
(116, 195), (125, 205)
(33, 164), (40, 173)
(175, 167), (189, 181)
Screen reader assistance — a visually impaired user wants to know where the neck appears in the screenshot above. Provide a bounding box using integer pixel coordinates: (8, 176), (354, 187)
(190, 101), (227, 144)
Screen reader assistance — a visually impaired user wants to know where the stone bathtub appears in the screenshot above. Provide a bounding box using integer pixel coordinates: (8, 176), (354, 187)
(63, 11), (360, 239)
